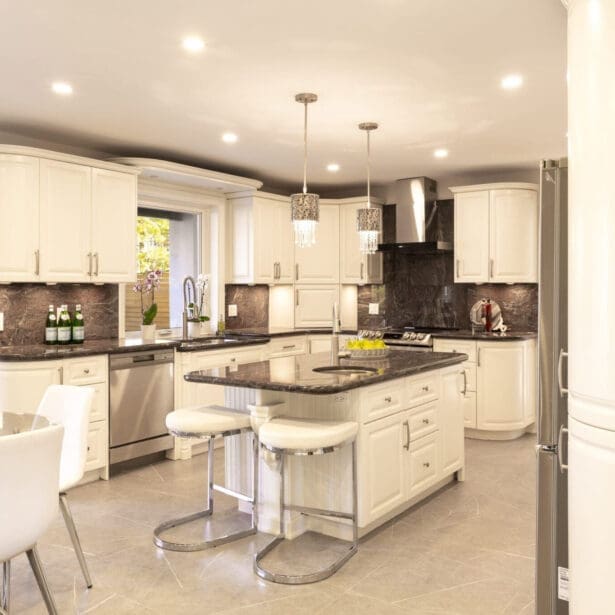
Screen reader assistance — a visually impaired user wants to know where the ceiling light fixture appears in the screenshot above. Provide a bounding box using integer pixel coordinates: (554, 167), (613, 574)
(501, 74), (523, 90)
(357, 122), (381, 255)
(290, 92), (319, 248)
(222, 132), (238, 143)
(434, 148), (448, 158)
(182, 36), (205, 53)
(51, 81), (73, 96)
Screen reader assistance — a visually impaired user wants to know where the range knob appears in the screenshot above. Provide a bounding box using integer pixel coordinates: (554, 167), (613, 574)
(375, 331), (384, 339)
(409, 332), (418, 341)
(417, 333), (426, 341)
(402, 332), (411, 341)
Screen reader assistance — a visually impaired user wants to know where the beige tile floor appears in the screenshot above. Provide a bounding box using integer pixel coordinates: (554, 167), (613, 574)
(9, 435), (536, 614)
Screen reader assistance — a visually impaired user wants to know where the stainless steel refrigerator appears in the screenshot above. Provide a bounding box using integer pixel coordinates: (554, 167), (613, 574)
(536, 158), (568, 615)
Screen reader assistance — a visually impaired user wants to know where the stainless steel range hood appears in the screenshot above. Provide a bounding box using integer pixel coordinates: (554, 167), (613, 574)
(378, 177), (453, 253)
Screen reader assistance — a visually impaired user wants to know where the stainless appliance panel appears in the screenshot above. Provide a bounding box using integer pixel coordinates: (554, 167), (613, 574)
(109, 350), (174, 459)
(538, 159), (568, 447)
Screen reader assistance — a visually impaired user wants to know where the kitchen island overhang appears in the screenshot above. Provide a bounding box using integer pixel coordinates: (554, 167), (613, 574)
(184, 350), (468, 541)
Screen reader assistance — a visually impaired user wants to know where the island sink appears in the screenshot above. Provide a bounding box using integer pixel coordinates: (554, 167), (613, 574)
(313, 365), (378, 376)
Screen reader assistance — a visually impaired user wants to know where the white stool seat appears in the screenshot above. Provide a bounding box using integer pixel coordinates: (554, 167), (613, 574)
(259, 418), (358, 452)
(166, 405), (252, 437)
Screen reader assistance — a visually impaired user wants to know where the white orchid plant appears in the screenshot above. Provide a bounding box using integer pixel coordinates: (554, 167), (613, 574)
(187, 274), (211, 323)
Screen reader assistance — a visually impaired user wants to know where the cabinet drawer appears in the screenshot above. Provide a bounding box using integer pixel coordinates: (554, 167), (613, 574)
(408, 402), (438, 441)
(64, 355), (107, 384)
(191, 346), (264, 370)
(409, 432), (438, 497)
(433, 339), (477, 363)
(462, 363), (477, 392)
(407, 373), (439, 407)
(84, 421), (108, 472)
(361, 381), (405, 423)
(268, 336), (307, 358)
(87, 382), (108, 422)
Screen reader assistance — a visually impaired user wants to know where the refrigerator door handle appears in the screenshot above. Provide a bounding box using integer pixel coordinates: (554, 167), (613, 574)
(558, 425), (569, 472)
(558, 349), (569, 397)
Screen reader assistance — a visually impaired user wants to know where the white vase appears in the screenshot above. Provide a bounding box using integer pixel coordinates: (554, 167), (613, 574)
(141, 324), (156, 340)
(187, 321), (212, 338)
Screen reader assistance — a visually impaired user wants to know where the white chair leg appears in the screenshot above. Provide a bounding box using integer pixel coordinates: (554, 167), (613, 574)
(59, 493), (92, 588)
(26, 547), (58, 615)
(1, 560), (10, 614)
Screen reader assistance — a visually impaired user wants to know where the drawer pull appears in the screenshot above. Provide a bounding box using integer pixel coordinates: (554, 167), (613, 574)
(422, 418), (430, 424)
(87, 446), (91, 452)
(282, 345), (296, 350)
(403, 420), (410, 450)
(422, 385), (429, 392)
(83, 368), (90, 375)
(384, 396), (392, 403)
(423, 462), (431, 468)
(230, 358), (236, 363)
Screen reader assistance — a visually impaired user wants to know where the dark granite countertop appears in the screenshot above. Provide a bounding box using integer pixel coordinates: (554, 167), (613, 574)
(432, 330), (537, 341)
(184, 350), (467, 395)
(224, 327), (357, 338)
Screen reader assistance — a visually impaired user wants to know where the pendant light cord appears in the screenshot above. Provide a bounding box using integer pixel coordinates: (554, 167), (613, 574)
(303, 101), (308, 194)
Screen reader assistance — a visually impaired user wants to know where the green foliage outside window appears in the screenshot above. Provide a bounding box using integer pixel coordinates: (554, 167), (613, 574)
(137, 216), (170, 273)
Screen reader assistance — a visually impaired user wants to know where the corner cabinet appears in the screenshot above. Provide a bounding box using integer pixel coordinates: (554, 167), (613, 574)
(0, 147), (139, 284)
(339, 199), (383, 285)
(226, 192), (295, 285)
(451, 183), (538, 284)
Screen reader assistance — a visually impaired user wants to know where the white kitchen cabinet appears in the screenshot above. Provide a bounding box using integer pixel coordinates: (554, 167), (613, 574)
(0, 361), (62, 412)
(91, 168), (137, 282)
(451, 183), (538, 284)
(266, 335), (307, 358)
(360, 410), (407, 524)
(339, 199), (383, 284)
(39, 159), (92, 282)
(295, 203), (339, 284)
(0, 155), (40, 282)
(434, 337), (536, 439)
(294, 285), (340, 328)
(226, 192), (294, 284)
(308, 335), (332, 354)
(439, 366), (465, 476)
(408, 431), (439, 498)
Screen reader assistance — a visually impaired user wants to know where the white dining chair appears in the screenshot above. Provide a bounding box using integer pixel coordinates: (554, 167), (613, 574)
(0, 422), (64, 615)
(36, 385), (94, 589)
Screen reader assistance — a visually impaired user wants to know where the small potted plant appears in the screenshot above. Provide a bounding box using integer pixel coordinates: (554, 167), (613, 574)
(187, 273), (211, 338)
(133, 269), (162, 340)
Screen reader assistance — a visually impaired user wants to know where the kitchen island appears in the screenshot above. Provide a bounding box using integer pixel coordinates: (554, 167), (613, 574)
(185, 350), (467, 540)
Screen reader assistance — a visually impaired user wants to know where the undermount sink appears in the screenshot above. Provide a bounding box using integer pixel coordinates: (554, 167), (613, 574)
(313, 365), (378, 376)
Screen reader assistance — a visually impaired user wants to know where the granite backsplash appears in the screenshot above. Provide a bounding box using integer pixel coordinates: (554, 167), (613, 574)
(0, 284), (119, 346)
(358, 251), (538, 331)
(224, 285), (269, 330)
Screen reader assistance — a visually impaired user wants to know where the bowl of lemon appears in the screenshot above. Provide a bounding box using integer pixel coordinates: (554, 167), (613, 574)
(345, 338), (390, 359)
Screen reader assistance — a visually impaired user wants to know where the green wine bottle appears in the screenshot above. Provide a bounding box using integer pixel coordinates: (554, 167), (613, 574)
(57, 304), (72, 345)
(72, 304), (84, 344)
(45, 304), (57, 345)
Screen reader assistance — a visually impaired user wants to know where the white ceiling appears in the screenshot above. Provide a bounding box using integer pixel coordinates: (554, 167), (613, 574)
(0, 0), (567, 194)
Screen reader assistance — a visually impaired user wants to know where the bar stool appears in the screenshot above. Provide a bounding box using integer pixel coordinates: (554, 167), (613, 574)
(153, 405), (258, 552)
(254, 417), (359, 585)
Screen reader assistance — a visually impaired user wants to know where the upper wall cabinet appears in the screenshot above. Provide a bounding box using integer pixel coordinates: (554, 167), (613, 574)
(226, 192), (295, 285)
(339, 199), (383, 285)
(0, 147), (139, 284)
(451, 183), (539, 284)
(295, 202), (340, 284)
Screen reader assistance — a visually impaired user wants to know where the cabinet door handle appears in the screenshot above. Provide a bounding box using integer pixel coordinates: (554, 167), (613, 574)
(456, 259), (460, 278)
(384, 396), (392, 403)
(422, 418), (430, 425)
(558, 425), (569, 473)
(277, 263), (281, 279)
(422, 385), (430, 392)
(489, 259), (494, 279)
(295, 264), (299, 281)
(93, 253), (99, 276)
(58, 366), (64, 384)
(423, 462), (431, 468)
(87, 252), (92, 276)
(295, 290), (299, 306)
(477, 348), (481, 367)
(403, 420), (410, 450)
(462, 369), (468, 395)
(360, 262), (364, 280)
(558, 349), (569, 397)
(34, 250), (40, 276)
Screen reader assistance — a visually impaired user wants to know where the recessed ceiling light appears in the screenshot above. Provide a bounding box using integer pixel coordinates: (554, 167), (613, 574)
(326, 163), (340, 172)
(222, 132), (238, 144)
(182, 36), (205, 53)
(501, 74), (523, 90)
(51, 81), (73, 96)
(434, 149), (448, 159)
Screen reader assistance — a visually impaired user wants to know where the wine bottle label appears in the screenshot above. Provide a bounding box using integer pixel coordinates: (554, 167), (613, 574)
(58, 327), (71, 342)
(72, 326), (85, 341)
(45, 327), (58, 342)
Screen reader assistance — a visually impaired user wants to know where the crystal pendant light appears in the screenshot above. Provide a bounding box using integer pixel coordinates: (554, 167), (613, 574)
(290, 93), (319, 247)
(357, 122), (382, 255)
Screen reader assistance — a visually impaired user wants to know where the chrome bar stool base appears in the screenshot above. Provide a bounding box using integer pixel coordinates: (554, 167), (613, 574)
(253, 419), (359, 585)
(153, 405), (258, 553)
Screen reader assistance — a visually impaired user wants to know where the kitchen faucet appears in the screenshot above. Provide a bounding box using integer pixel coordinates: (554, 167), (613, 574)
(331, 302), (341, 364)
(182, 275), (196, 339)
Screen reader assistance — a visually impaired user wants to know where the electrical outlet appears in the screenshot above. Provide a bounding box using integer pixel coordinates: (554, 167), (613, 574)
(0, 312), (3, 331)
(228, 304), (238, 317)
(368, 303), (379, 315)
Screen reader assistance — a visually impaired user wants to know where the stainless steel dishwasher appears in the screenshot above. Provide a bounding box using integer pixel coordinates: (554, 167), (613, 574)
(109, 349), (174, 464)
